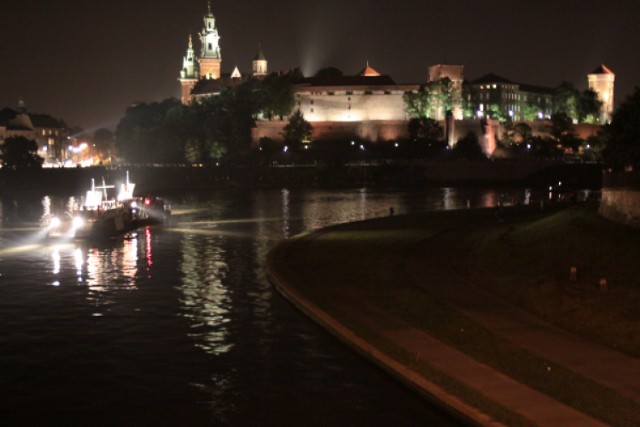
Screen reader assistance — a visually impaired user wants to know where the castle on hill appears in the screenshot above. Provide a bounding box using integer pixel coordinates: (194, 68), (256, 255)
(179, 3), (615, 153)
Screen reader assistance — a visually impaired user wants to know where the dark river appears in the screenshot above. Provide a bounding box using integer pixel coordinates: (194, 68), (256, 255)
(0, 187), (536, 426)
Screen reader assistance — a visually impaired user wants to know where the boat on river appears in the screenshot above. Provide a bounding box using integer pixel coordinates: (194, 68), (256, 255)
(44, 174), (170, 239)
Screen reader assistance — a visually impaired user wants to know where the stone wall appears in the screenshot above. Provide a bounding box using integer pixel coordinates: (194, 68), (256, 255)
(253, 120), (410, 145)
(599, 171), (640, 227)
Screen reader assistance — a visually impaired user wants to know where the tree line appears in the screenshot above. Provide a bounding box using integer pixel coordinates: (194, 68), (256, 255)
(2, 73), (639, 171)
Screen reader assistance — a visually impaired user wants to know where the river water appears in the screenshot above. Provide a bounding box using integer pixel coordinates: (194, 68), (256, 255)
(0, 187), (531, 426)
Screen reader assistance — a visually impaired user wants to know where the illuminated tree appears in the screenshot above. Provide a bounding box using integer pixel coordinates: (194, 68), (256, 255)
(0, 136), (43, 169)
(554, 81), (579, 121)
(486, 104), (508, 122)
(403, 78), (457, 120)
(523, 103), (540, 121)
(282, 109), (313, 150)
(577, 89), (602, 124)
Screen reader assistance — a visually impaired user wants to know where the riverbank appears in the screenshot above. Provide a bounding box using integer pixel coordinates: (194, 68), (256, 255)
(0, 160), (601, 196)
(267, 204), (640, 426)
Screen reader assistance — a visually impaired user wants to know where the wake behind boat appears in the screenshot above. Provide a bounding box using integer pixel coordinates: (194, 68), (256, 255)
(44, 173), (170, 240)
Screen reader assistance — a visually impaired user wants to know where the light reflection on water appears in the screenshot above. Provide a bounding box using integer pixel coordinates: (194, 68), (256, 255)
(180, 232), (232, 356)
(0, 187), (557, 425)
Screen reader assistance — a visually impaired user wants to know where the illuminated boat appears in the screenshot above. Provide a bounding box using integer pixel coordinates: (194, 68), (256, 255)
(45, 178), (132, 239)
(44, 174), (169, 239)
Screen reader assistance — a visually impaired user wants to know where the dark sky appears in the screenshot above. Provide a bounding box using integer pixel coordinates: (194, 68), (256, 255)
(2, 0), (639, 131)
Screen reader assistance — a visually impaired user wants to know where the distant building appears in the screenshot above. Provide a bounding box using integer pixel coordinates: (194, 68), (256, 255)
(252, 45), (268, 78)
(0, 102), (67, 164)
(466, 74), (554, 122)
(588, 64), (615, 124)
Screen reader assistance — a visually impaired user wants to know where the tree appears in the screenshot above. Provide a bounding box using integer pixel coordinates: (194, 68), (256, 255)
(281, 109), (313, 150)
(461, 85), (477, 119)
(403, 85), (431, 118)
(577, 89), (602, 124)
(403, 78), (457, 120)
(553, 81), (579, 121)
(92, 128), (115, 161)
(115, 98), (184, 164)
(523, 102), (541, 121)
(452, 131), (485, 159)
(408, 117), (443, 143)
(258, 73), (295, 120)
(528, 136), (563, 159)
(514, 122), (533, 143)
(0, 136), (44, 169)
(548, 112), (574, 142)
(486, 104), (508, 122)
(600, 87), (640, 170)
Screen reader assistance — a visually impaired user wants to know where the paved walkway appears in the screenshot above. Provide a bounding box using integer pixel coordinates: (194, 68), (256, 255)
(406, 229), (640, 406)
(267, 216), (640, 426)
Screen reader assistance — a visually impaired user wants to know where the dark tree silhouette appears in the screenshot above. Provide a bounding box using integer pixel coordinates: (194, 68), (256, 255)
(0, 136), (43, 169)
(601, 87), (640, 170)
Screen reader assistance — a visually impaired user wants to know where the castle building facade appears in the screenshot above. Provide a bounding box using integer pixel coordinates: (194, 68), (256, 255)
(178, 3), (613, 151)
(466, 74), (555, 122)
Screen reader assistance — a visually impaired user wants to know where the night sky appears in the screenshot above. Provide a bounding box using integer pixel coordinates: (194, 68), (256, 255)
(2, 0), (639, 131)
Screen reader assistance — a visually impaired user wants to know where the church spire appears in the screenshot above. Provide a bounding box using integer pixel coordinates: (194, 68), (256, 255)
(178, 33), (199, 105)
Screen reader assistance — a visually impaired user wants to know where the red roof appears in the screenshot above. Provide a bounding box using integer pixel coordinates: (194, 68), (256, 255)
(357, 62), (382, 77)
(591, 64), (614, 75)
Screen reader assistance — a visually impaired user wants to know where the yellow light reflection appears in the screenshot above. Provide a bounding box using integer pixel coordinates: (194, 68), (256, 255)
(179, 233), (232, 356)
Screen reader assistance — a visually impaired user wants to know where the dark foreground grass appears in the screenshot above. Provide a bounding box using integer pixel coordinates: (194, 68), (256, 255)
(270, 205), (640, 426)
(463, 203), (640, 357)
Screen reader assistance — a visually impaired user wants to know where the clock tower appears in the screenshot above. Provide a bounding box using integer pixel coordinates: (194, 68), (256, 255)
(199, 1), (222, 80)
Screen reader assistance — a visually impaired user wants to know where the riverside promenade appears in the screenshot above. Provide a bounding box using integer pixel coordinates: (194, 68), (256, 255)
(266, 207), (640, 426)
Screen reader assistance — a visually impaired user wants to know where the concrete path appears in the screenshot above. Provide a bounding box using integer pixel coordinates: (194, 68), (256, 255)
(406, 231), (640, 406)
(267, 214), (640, 426)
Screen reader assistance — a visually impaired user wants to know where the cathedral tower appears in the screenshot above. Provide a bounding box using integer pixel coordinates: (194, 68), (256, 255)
(199, 1), (222, 80)
(178, 34), (199, 105)
(252, 44), (268, 78)
(588, 64), (615, 124)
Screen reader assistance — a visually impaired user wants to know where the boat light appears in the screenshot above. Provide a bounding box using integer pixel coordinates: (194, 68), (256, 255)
(72, 217), (84, 229)
(50, 217), (61, 228)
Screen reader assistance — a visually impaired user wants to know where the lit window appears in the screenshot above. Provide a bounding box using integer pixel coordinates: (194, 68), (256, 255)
(493, 84), (497, 89)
